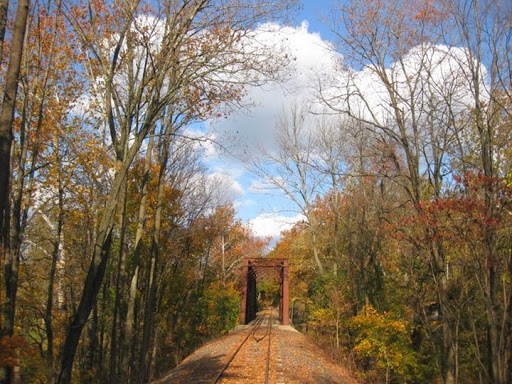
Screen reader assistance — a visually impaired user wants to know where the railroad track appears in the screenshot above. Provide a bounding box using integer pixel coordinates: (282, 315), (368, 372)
(212, 309), (274, 384)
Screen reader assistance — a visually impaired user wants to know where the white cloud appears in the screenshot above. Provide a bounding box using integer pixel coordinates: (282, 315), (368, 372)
(235, 198), (256, 208)
(249, 212), (305, 238)
(208, 171), (244, 197)
(211, 22), (339, 158)
(212, 165), (245, 179)
(212, 25), (486, 164)
(327, 43), (486, 126)
(248, 178), (274, 193)
(179, 23), (490, 233)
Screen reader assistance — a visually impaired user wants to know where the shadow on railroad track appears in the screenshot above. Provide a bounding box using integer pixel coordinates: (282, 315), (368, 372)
(151, 351), (253, 384)
(151, 352), (223, 384)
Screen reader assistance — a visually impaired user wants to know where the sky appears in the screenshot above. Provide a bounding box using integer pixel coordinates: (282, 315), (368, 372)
(69, 1), (485, 243)
(199, 1), (340, 240)
(195, 0), (480, 242)
(297, 0), (336, 40)
(71, 1), (339, 242)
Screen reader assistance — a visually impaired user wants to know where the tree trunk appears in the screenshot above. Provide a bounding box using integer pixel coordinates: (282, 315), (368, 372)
(331, 173), (341, 266)
(57, 133), (149, 383)
(109, 179), (128, 383)
(122, 265), (140, 381)
(0, 0), (29, 341)
(307, 213), (324, 274)
(0, 2), (29, 382)
(57, 228), (114, 384)
(430, 237), (456, 384)
(472, 19), (505, 380)
(140, 237), (158, 383)
(121, 135), (153, 382)
(45, 175), (65, 384)
(140, 132), (170, 383)
(98, 281), (109, 383)
(439, 279), (456, 384)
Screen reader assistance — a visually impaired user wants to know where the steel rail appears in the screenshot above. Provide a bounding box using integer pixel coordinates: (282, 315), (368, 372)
(264, 311), (272, 384)
(253, 312), (271, 343)
(212, 309), (274, 384)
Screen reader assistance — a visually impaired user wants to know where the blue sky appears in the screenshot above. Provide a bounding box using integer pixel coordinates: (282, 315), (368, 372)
(197, 0), (479, 241)
(199, 1), (341, 239)
(195, 0), (491, 241)
(298, 0), (336, 39)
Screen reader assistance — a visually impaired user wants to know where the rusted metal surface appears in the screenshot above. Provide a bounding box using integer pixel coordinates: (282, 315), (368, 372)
(240, 259), (249, 324)
(281, 260), (289, 326)
(247, 265), (257, 322)
(240, 258), (289, 325)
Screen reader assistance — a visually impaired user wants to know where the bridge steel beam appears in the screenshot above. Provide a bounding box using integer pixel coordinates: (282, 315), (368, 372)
(281, 259), (289, 325)
(239, 258), (249, 324)
(247, 267), (257, 322)
(240, 258), (289, 325)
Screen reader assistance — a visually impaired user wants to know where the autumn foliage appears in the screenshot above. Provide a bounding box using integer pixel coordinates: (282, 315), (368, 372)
(0, 0), (292, 383)
(0, 0), (511, 383)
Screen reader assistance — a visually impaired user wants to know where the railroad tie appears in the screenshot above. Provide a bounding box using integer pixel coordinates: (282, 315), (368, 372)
(275, 356), (285, 384)
(274, 327), (285, 384)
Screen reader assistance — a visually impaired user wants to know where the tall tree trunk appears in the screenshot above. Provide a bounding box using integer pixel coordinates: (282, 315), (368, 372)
(471, 5), (504, 378)
(57, 133), (150, 383)
(141, 251), (158, 382)
(384, 63), (455, 382)
(57, 224), (114, 384)
(432, 244), (456, 384)
(45, 171), (65, 384)
(0, 0), (29, 341)
(331, 172), (341, 266)
(140, 131), (170, 383)
(0, 2), (29, 382)
(121, 135), (153, 382)
(109, 179), (128, 383)
(98, 280), (109, 383)
(310, 224), (324, 274)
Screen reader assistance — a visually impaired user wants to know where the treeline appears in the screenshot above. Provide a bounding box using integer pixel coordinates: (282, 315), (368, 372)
(0, 0), (294, 383)
(266, 1), (512, 383)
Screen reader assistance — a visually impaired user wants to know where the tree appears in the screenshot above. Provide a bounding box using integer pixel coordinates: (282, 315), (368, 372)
(445, 2), (512, 381)
(56, 1), (297, 382)
(0, 1), (29, 366)
(250, 104), (327, 273)
(311, 115), (348, 267)
(350, 304), (421, 383)
(322, 1), (474, 381)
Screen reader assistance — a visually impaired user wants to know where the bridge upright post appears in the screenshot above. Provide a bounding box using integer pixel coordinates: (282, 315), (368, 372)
(282, 260), (289, 325)
(240, 258), (249, 324)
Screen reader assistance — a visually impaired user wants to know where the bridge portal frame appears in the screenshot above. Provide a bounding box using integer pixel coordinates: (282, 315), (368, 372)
(240, 258), (289, 325)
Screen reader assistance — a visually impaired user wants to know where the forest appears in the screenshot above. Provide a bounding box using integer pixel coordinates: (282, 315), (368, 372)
(0, 0), (511, 383)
